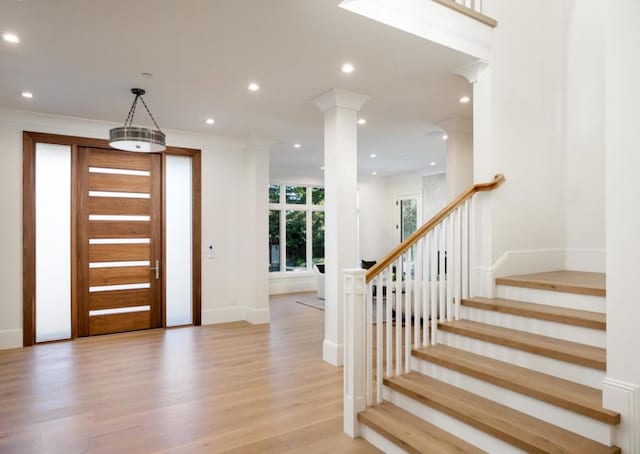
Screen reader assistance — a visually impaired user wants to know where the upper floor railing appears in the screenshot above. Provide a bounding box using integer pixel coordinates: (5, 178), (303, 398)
(432, 0), (498, 28)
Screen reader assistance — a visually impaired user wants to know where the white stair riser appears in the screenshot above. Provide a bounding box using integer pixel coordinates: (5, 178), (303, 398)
(359, 425), (409, 454)
(437, 330), (606, 389)
(496, 285), (605, 313)
(383, 386), (527, 453)
(460, 306), (606, 348)
(411, 356), (614, 445)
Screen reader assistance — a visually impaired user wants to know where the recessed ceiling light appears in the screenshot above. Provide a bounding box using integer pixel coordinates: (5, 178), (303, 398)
(293, 143), (301, 149)
(341, 63), (355, 74)
(248, 82), (260, 92)
(321, 166), (326, 171)
(370, 153), (376, 158)
(430, 161), (437, 166)
(357, 118), (367, 125)
(21, 91), (33, 99)
(371, 171), (377, 176)
(459, 96), (471, 104)
(2, 33), (19, 44)
(206, 118), (215, 125)
(442, 134), (448, 140)
(141, 72), (153, 78)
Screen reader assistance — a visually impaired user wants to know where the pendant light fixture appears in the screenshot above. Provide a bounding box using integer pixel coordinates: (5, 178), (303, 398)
(109, 88), (166, 152)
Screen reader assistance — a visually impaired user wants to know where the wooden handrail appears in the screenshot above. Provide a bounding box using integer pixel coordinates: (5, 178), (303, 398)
(365, 174), (505, 283)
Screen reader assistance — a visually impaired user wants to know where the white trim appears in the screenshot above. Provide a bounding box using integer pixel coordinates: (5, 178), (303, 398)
(323, 339), (343, 366)
(246, 307), (271, 324)
(565, 248), (606, 273)
(201, 305), (272, 326)
(0, 329), (22, 350)
(603, 377), (640, 453)
(201, 306), (246, 325)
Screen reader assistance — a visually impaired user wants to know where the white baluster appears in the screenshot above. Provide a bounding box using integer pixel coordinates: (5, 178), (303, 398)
(469, 196), (475, 298)
(462, 200), (470, 299)
(385, 265), (393, 377)
(366, 278), (373, 406)
(405, 249), (411, 374)
(430, 227), (438, 345)
(438, 223), (446, 323)
(423, 232), (430, 346)
(447, 214), (454, 321)
(395, 257), (402, 376)
(343, 269), (366, 437)
(454, 207), (462, 320)
(375, 275), (383, 403)
(414, 242), (421, 348)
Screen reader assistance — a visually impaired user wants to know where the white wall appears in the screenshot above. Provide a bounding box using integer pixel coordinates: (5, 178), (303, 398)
(563, 0), (606, 272)
(603, 1), (640, 451)
(423, 173), (447, 220)
(0, 109), (268, 349)
(475, 0), (567, 269)
(358, 176), (390, 262)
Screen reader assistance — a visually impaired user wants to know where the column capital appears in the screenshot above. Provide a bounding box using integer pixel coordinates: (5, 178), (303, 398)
(312, 88), (371, 113)
(454, 60), (489, 84)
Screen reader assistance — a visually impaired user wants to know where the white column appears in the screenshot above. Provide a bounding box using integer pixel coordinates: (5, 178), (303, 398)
(244, 139), (271, 324)
(313, 89), (370, 366)
(454, 60), (495, 298)
(437, 117), (474, 201)
(604, 1), (640, 452)
(343, 269), (367, 437)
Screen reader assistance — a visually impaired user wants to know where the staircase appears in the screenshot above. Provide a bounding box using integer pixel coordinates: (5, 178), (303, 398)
(357, 271), (621, 453)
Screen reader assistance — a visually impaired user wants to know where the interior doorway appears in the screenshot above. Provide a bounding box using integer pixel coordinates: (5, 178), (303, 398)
(22, 132), (202, 346)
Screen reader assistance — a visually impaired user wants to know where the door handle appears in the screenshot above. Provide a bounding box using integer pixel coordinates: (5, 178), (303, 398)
(149, 259), (160, 280)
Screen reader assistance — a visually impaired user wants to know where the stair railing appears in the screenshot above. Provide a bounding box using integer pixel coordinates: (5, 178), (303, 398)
(344, 174), (505, 437)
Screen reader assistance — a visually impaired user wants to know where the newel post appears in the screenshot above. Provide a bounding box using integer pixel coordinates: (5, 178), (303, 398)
(343, 268), (367, 437)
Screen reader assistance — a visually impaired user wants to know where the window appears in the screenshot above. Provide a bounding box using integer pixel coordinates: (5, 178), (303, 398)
(269, 184), (325, 273)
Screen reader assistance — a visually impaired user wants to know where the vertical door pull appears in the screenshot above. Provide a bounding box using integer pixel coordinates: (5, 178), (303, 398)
(149, 260), (160, 280)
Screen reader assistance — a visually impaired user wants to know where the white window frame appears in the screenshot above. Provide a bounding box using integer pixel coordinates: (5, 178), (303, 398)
(269, 184), (325, 274)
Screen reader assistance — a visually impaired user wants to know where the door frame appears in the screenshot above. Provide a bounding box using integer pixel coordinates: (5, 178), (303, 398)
(22, 131), (202, 346)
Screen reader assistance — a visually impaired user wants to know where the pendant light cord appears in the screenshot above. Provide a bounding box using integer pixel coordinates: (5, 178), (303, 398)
(123, 93), (164, 133)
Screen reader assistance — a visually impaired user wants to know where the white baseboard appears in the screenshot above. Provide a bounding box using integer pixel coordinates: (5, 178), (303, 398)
(202, 305), (271, 325)
(473, 248), (606, 298)
(246, 307), (271, 324)
(565, 249), (605, 273)
(269, 274), (316, 295)
(0, 329), (22, 350)
(492, 248), (566, 278)
(323, 339), (343, 366)
(603, 377), (640, 453)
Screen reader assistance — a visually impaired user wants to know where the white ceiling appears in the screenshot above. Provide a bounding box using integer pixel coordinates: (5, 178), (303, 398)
(0, 0), (474, 179)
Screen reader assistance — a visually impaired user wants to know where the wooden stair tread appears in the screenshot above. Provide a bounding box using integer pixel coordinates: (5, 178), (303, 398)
(385, 373), (621, 454)
(412, 344), (619, 424)
(496, 271), (606, 297)
(462, 297), (606, 330)
(438, 320), (606, 370)
(358, 401), (486, 454)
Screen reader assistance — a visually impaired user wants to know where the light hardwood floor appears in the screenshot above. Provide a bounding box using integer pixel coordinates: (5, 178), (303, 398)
(0, 293), (380, 453)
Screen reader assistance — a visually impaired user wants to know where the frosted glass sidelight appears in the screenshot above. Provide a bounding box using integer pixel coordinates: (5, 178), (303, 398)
(165, 155), (193, 326)
(35, 143), (72, 342)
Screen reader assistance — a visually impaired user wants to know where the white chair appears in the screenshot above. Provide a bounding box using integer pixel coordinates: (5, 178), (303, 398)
(313, 264), (325, 300)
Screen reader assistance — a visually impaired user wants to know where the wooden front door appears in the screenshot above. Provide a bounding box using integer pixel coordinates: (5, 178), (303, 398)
(76, 147), (162, 336)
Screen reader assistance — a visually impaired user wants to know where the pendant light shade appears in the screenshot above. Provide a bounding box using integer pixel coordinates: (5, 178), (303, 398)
(109, 88), (166, 153)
